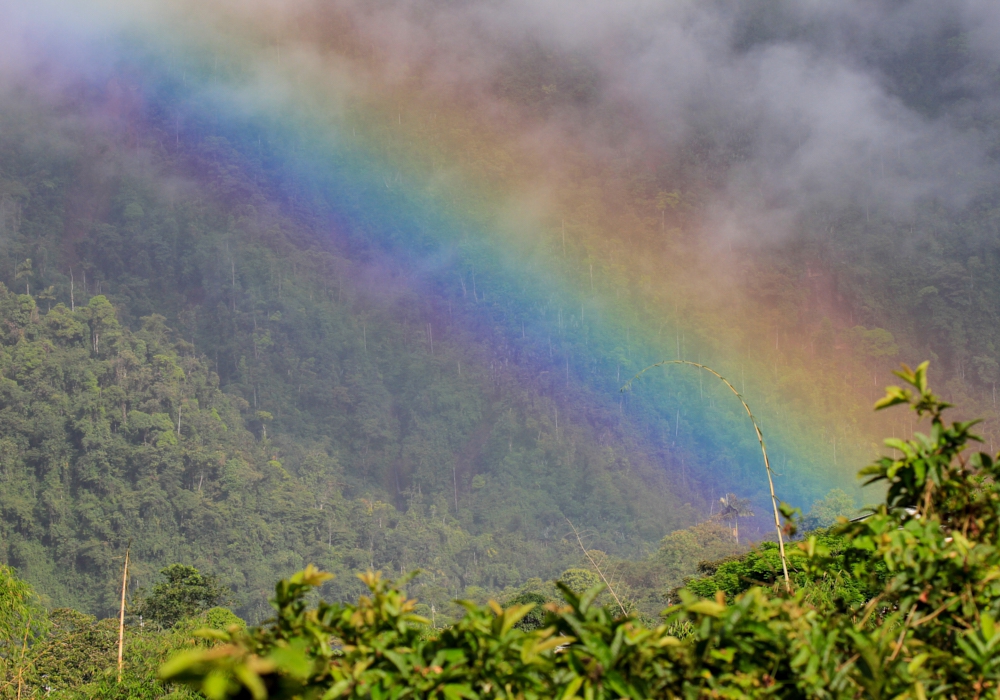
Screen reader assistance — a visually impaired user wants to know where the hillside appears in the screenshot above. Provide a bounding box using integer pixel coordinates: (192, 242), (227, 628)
(2, 0), (1000, 626)
(0, 105), (695, 619)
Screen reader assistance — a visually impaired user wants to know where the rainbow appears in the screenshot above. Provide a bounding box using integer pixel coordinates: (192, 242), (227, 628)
(7, 0), (904, 515)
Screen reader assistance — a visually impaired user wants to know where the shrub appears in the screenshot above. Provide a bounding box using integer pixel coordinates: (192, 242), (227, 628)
(161, 363), (1000, 698)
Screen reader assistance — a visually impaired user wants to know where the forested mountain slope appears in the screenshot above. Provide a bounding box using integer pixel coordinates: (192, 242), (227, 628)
(0, 288), (341, 616)
(4, 0), (1000, 625)
(0, 104), (694, 619)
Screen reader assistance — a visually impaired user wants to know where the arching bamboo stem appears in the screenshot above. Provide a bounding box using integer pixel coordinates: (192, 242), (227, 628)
(623, 360), (791, 592)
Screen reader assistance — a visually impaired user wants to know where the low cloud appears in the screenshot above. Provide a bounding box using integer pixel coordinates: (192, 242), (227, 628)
(4, 0), (1000, 243)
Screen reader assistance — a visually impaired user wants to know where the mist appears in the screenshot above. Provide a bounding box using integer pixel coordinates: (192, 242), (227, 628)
(7, 0), (1000, 243)
(321, 0), (1000, 242)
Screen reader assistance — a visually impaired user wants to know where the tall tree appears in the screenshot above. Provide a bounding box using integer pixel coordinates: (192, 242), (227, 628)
(717, 493), (754, 544)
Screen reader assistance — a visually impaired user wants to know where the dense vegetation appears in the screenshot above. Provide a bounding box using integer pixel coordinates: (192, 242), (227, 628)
(0, 364), (991, 697)
(4, 7), (1000, 694)
(0, 103), (710, 619)
(0, 560), (241, 699)
(5, 42), (994, 622)
(160, 364), (1000, 698)
(0, 281), (710, 622)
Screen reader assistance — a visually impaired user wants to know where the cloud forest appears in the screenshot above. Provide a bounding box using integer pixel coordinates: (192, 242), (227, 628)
(2, 0), (1000, 697)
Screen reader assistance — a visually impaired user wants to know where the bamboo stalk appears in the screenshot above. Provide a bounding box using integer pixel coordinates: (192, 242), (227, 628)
(15, 623), (29, 700)
(623, 360), (791, 592)
(567, 518), (628, 615)
(118, 546), (130, 683)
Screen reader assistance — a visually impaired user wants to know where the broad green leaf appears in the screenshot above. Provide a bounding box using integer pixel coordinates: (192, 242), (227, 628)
(441, 683), (477, 700)
(687, 600), (726, 617)
(501, 603), (536, 636)
(203, 671), (234, 700)
(268, 642), (313, 681)
(558, 675), (585, 700)
(232, 663), (268, 700)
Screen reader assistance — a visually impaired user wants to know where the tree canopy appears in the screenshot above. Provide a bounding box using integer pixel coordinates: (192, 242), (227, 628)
(134, 565), (231, 629)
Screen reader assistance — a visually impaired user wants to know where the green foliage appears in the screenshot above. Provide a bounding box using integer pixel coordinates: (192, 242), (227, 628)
(28, 609), (117, 691)
(843, 362), (1000, 668)
(134, 565), (231, 629)
(160, 365), (1000, 697)
(801, 488), (858, 530)
(0, 565), (47, 696)
(683, 533), (879, 612)
(6, 40), (1000, 694)
(203, 607), (246, 633)
(0, 274), (679, 624)
(848, 326), (899, 361)
(10, 605), (204, 698)
(503, 592), (549, 633)
(0, 284), (337, 618)
(556, 568), (601, 596)
(0, 111), (697, 619)
(716, 493), (753, 544)
(654, 519), (745, 591)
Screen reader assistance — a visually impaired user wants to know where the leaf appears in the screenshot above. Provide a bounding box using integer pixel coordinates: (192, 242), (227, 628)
(906, 653), (928, 675)
(382, 649), (412, 676)
(501, 603), (536, 636)
(193, 627), (231, 642)
(321, 679), (353, 699)
(292, 564), (335, 588)
(158, 649), (211, 680)
(981, 613), (995, 641)
(268, 642), (313, 681)
(710, 647), (735, 662)
(604, 670), (640, 698)
(232, 663), (269, 700)
(883, 438), (910, 453)
(875, 386), (911, 411)
(441, 683), (477, 700)
(578, 584), (605, 613)
(686, 600), (726, 617)
(523, 634), (574, 661)
(559, 675), (585, 700)
(914, 361), (929, 393)
(202, 671), (234, 700)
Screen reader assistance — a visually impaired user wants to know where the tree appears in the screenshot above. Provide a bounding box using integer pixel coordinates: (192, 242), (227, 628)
(849, 326), (899, 359)
(801, 488), (857, 530)
(133, 565), (230, 629)
(36, 285), (56, 311)
(28, 609), (117, 690)
(24, 605), (226, 698)
(558, 568), (600, 595)
(974, 355), (999, 405)
(504, 591), (549, 632)
(84, 294), (121, 356)
(256, 410), (273, 440)
(655, 519), (744, 588)
(13, 259), (31, 295)
(717, 493), (753, 544)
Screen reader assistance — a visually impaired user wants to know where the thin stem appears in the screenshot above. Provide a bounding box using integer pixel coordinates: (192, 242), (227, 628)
(15, 622), (29, 700)
(622, 360), (791, 592)
(118, 546), (130, 683)
(567, 518), (628, 616)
